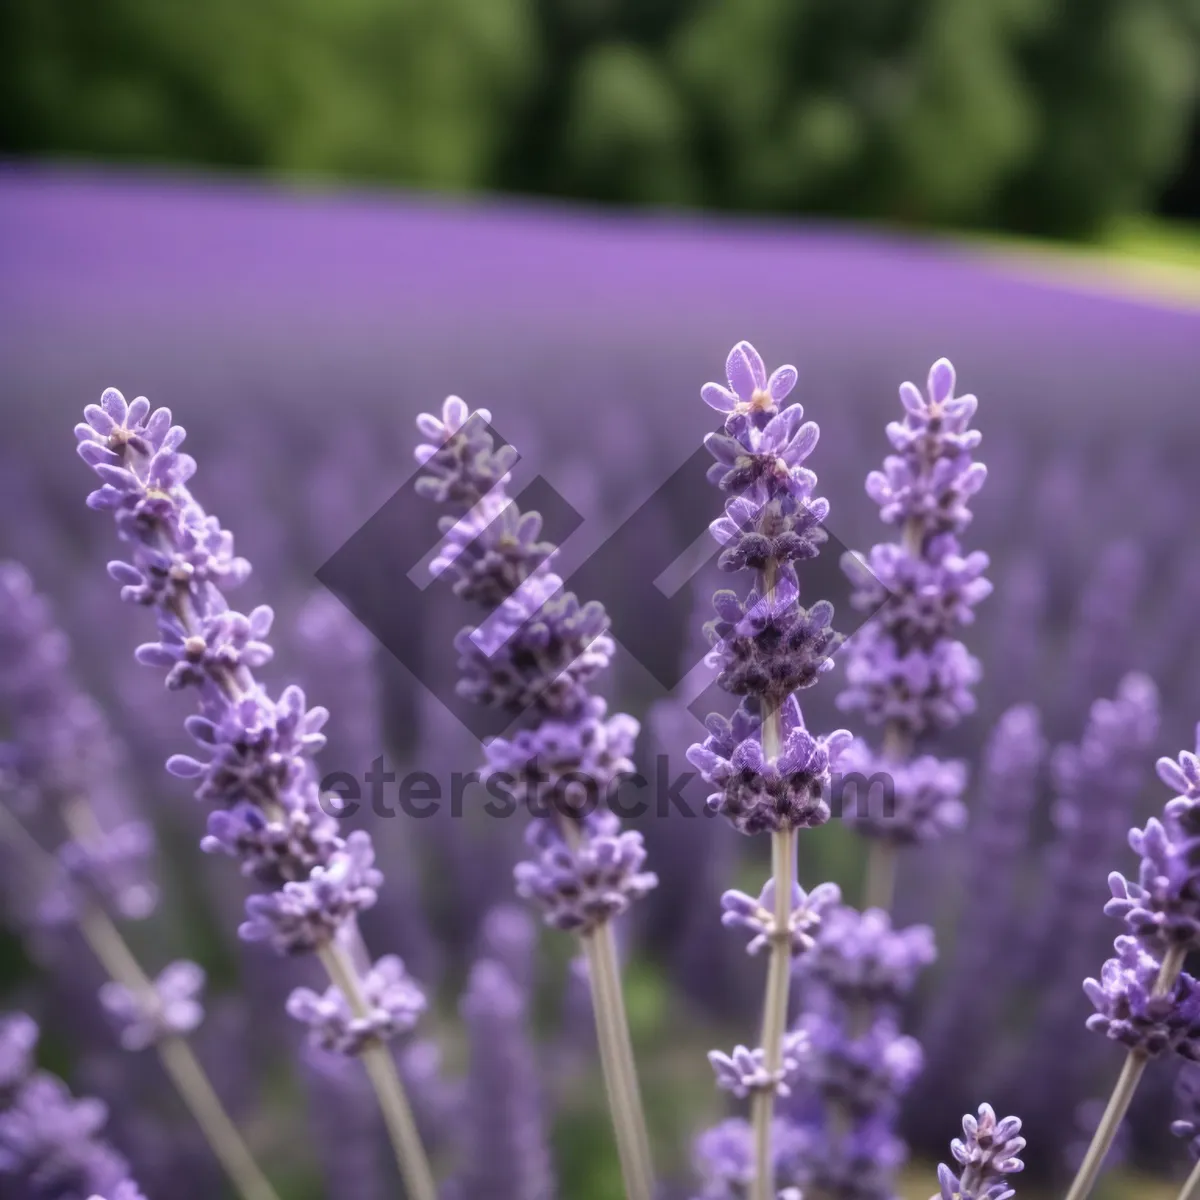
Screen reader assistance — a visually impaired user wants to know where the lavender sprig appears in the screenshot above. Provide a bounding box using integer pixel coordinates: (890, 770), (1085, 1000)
(0, 562), (276, 1200)
(689, 341), (851, 1200)
(0, 1012), (146, 1200)
(933, 1104), (1025, 1200)
(1064, 720), (1200, 1200)
(838, 358), (989, 910)
(413, 394), (656, 1198)
(76, 388), (436, 1200)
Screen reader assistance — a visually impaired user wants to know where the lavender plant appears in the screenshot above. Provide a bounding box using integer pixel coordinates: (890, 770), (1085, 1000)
(0, 1011), (147, 1199)
(0, 562), (277, 1200)
(686, 341), (852, 1200)
(1063, 721), (1200, 1200)
(22, 333), (1200, 1198)
(74, 389), (436, 1199)
(412, 395), (658, 1198)
(838, 356), (990, 910)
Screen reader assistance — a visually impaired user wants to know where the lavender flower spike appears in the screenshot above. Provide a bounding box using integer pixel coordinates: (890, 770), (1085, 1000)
(934, 1104), (1025, 1200)
(78, 388), (436, 1200)
(1065, 713), (1200, 1200)
(691, 341), (850, 1200)
(839, 358), (988, 908)
(414, 394), (656, 1198)
(0, 1012), (141, 1200)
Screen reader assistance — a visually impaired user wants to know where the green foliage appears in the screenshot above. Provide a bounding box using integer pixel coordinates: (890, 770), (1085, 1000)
(2, 0), (1199, 234)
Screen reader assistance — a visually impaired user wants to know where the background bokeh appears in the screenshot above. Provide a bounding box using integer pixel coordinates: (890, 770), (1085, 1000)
(3, 5), (1200, 1199)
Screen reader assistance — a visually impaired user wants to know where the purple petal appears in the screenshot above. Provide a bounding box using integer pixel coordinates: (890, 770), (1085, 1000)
(767, 364), (797, 402)
(726, 341), (766, 401)
(701, 382), (738, 412)
(928, 358), (956, 404)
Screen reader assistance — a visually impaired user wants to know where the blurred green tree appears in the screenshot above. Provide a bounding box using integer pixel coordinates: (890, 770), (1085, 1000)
(1, 0), (1198, 235)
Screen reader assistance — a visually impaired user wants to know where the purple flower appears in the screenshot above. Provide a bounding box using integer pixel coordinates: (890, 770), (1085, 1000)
(513, 810), (658, 934)
(288, 954), (426, 1055)
(721, 879), (842, 956)
(836, 740), (967, 844)
(703, 572), (842, 698)
(687, 694), (852, 835)
(1106, 722), (1200, 952)
(99, 960), (206, 1051)
(482, 696), (639, 819)
(788, 1119), (907, 1200)
(797, 1014), (922, 1117)
(1084, 935), (1200, 1059)
(691, 1117), (807, 1200)
(89, 1184), (148, 1200)
(239, 831), (382, 955)
(413, 392), (657, 940)
(0, 1015), (134, 1200)
(700, 342), (798, 417)
(0, 1014), (37, 1101)
(454, 959), (554, 1200)
(798, 905), (937, 1010)
(936, 1104), (1025, 1200)
(709, 1031), (810, 1099)
(837, 623), (981, 737)
(0, 563), (159, 927)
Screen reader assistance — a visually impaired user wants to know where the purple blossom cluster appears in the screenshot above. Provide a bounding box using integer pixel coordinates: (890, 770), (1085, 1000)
(0, 1013), (146, 1200)
(76, 388), (424, 1058)
(838, 358), (989, 838)
(34, 315), (1200, 1198)
(413, 395), (658, 934)
(0, 562), (157, 927)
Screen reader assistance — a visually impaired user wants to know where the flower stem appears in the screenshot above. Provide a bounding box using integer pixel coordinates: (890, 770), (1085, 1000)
(1175, 1153), (1200, 1200)
(751, 748), (794, 1200)
(0, 805), (280, 1200)
(77, 905), (281, 1200)
(1063, 944), (1187, 1200)
(863, 840), (897, 912)
(318, 941), (438, 1200)
(582, 922), (656, 1200)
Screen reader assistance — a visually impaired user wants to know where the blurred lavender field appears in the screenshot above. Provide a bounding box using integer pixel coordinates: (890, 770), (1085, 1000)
(2, 167), (1200, 1197)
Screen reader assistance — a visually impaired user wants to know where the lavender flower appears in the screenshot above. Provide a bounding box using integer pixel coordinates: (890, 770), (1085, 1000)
(412, 394), (656, 927)
(454, 959), (555, 1200)
(0, 562), (157, 925)
(838, 357), (988, 798)
(77, 387), (423, 1048)
(709, 1033), (810, 1100)
(0, 1013), (136, 1200)
(1084, 935), (1200, 1059)
(691, 1118), (806, 1200)
(287, 954), (426, 1055)
(513, 810), (657, 934)
(800, 905), (936, 1011)
(89, 1184), (148, 1200)
(721, 879), (842, 956)
(935, 1104), (1025, 1200)
(99, 961), (206, 1051)
(1105, 722), (1200, 951)
(691, 341), (850, 1200)
(688, 696), (853, 835)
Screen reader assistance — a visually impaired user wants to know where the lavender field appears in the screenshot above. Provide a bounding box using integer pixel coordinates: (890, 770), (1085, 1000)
(2, 168), (1200, 1200)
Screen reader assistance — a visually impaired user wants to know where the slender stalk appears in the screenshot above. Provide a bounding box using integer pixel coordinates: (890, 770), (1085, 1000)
(582, 923), (655, 1200)
(1176, 1153), (1200, 1200)
(862, 841), (897, 912)
(0, 806), (280, 1200)
(1063, 944), (1188, 1200)
(751, 744), (794, 1200)
(317, 941), (438, 1200)
(559, 816), (655, 1200)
